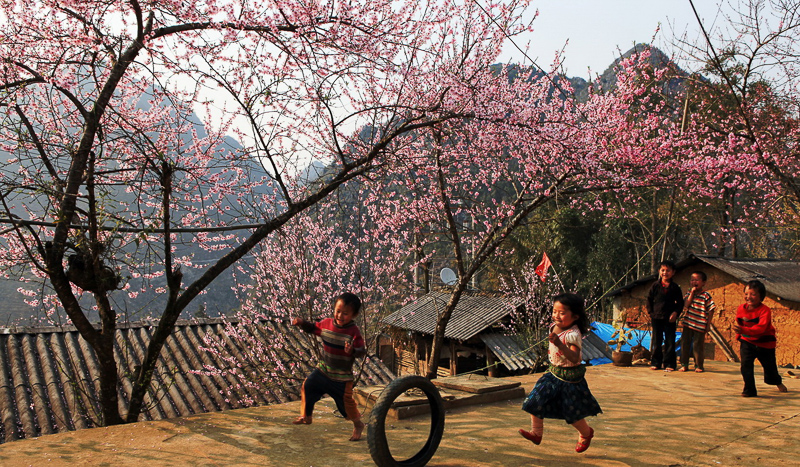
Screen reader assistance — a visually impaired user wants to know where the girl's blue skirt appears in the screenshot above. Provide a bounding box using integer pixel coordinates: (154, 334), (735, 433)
(522, 365), (602, 424)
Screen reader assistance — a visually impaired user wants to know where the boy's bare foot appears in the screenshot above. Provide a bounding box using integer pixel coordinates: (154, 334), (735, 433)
(292, 416), (312, 425)
(777, 383), (788, 393)
(350, 419), (365, 441)
(678, 366), (687, 372)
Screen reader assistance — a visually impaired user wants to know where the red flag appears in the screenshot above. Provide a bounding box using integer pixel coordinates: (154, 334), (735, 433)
(534, 252), (551, 281)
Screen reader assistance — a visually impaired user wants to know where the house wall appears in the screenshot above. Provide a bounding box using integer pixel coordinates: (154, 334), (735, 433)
(380, 334), (453, 378)
(613, 265), (800, 366)
(381, 333), (501, 378)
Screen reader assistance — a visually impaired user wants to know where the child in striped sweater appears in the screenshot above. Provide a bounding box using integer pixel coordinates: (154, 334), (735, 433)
(291, 292), (366, 441)
(679, 271), (716, 372)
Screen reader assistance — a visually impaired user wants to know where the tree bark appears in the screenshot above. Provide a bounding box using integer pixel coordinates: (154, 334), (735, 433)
(425, 284), (468, 379)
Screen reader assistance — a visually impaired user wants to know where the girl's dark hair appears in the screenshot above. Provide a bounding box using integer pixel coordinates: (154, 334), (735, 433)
(745, 280), (767, 301)
(553, 292), (590, 335)
(335, 292), (362, 315)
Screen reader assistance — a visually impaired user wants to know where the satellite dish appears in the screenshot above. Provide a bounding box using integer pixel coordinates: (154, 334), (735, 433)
(440, 268), (457, 286)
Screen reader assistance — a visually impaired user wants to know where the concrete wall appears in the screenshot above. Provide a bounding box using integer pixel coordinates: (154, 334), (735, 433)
(612, 264), (800, 366)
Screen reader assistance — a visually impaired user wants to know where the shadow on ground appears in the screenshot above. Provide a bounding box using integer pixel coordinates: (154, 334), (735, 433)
(0, 361), (798, 466)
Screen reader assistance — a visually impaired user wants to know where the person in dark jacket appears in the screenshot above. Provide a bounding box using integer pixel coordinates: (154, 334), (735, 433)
(646, 261), (683, 371)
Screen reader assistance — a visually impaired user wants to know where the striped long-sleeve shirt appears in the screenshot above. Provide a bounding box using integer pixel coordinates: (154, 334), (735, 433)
(298, 317), (365, 382)
(682, 291), (716, 332)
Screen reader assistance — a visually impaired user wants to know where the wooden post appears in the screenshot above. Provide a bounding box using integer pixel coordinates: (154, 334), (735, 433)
(422, 338), (431, 376)
(414, 336), (422, 376)
(449, 341), (457, 376)
(486, 345), (498, 377)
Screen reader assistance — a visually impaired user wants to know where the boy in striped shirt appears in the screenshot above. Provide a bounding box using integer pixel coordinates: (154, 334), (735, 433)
(291, 292), (366, 441)
(679, 271), (716, 373)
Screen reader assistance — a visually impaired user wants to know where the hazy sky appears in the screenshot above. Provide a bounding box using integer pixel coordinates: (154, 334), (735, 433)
(500, 1), (733, 76)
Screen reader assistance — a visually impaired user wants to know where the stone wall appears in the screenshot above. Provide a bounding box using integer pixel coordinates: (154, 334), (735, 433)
(612, 264), (800, 366)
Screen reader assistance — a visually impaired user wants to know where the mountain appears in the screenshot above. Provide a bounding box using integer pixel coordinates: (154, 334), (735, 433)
(0, 90), (273, 326)
(538, 44), (687, 103)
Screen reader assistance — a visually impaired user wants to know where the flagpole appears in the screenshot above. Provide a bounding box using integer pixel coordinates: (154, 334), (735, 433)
(550, 264), (566, 292)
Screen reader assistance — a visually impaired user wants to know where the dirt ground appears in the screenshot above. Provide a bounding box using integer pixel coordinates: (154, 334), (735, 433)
(0, 361), (798, 466)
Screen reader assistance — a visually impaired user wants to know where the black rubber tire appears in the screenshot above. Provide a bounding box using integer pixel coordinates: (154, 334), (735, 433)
(367, 375), (445, 467)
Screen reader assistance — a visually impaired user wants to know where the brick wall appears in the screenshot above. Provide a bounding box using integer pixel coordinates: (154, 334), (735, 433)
(612, 265), (800, 366)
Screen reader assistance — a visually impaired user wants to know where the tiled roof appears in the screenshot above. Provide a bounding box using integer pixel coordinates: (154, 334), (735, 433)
(381, 291), (521, 341)
(0, 318), (394, 444)
(609, 254), (800, 303)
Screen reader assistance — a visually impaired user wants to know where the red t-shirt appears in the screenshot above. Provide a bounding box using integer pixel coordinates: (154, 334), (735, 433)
(735, 303), (777, 349)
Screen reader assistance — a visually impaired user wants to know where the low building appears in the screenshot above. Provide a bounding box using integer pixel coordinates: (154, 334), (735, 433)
(609, 254), (800, 366)
(0, 317), (394, 444)
(379, 291), (609, 377)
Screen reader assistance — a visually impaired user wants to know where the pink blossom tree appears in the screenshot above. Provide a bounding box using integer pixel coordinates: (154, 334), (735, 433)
(358, 50), (692, 378)
(0, 0), (536, 424)
(681, 0), (800, 234)
(195, 191), (410, 403)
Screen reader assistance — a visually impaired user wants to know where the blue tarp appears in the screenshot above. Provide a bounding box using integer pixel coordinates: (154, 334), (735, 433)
(589, 321), (681, 366)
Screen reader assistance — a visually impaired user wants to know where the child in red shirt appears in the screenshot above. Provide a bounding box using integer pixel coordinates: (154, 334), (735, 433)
(732, 280), (788, 397)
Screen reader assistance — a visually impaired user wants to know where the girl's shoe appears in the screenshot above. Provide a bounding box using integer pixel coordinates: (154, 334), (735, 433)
(576, 427), (594, 453)
(518, 429), (542, 445)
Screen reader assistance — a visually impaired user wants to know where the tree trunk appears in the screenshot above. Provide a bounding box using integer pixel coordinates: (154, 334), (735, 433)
(96, 294), (124, 425)
(125, 302), (183, 423)
(650, 189), (659, 274)
(425, 283), (468, 379)
(97, 335), (123, 425)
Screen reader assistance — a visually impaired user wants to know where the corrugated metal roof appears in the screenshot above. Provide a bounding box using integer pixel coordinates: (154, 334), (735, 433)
(480, 330), (612, 371)
(0, 318), (394, 444)
(583, 331), (614, 361)
(608, 254), (800, 303)
(479, 333), (539, 371)
(382, 291), (520, 341)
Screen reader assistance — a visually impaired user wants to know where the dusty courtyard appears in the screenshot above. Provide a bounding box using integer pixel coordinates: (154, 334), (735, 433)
(0, 361), (797, 466)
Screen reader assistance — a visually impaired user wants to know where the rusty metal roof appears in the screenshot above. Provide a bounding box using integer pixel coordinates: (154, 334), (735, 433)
(609, 254), (800, 303)
(382, 291), (520, 341)
(0, 318), (394, 444)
